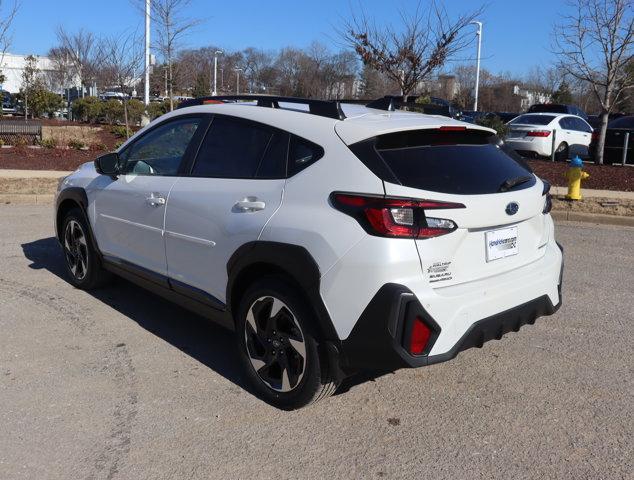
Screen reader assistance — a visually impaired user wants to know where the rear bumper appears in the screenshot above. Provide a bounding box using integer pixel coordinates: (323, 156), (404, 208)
(505, 138), (551, 157)
(340, 243), (563, 372)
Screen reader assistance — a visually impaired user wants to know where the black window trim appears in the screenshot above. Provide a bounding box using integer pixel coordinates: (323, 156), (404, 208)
(183, 113), (325, 180)
(118, 113), (212, 177)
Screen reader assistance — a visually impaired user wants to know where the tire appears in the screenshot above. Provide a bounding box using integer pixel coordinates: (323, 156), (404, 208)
(61, 208), (112, 290)
(555, 142), (569, 161)
(236, 276), (340, 410)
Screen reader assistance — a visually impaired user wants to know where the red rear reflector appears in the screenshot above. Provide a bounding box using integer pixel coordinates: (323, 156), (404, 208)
(438, 126), (467, 131)
(526, 130), (551, 137)
(410, 317), (432, 355)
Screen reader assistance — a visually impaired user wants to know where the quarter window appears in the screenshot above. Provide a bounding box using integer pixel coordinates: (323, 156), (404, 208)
(288, 136), (323, 176)
(121, 117), (202, 175)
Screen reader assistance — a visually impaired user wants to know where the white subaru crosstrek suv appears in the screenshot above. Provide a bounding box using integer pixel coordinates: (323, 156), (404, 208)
(54, 95), (563, 410)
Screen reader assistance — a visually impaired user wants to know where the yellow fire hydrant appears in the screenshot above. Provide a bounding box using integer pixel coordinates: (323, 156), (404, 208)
(565, 156), (589, 200)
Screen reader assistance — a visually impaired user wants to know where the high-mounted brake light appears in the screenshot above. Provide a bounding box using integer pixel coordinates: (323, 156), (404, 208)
(202, 99), (223, 104)
(438, 126), (467, 131)
(332, 193), (464, 239)
(527, 130), (551, 137)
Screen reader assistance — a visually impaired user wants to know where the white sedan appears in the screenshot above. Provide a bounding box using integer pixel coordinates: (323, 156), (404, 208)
(505, 113), (593, 160)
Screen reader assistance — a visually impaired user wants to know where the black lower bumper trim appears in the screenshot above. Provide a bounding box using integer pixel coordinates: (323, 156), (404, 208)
(341, 285), (562, 373)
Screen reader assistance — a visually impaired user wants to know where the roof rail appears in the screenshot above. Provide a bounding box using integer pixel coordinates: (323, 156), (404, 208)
(177, 95), (346, 120)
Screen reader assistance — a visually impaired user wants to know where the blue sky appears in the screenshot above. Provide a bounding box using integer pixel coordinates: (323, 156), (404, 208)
(12, 0), (569, 76)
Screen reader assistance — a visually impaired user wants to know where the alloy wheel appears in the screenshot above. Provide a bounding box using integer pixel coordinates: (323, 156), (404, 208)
(64, 219), (89, 281)
(244, 296), (307, 392)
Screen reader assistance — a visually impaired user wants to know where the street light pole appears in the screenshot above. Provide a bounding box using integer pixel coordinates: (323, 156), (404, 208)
(235, 68), (242, 94)
(213, 50), (222, 96)
(470, 21), (482, 112)
(144, 0), (151, 107)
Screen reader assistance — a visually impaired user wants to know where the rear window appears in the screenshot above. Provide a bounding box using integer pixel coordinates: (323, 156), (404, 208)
(351, 129), (535, 195)
(510, 114), (555, 126)
(529, 104), (567, 114)
(608, 116), (634, 129)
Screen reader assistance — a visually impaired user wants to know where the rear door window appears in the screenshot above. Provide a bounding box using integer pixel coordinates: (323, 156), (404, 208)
(353, 129), (535, 195)
(192, 116), (273, 178)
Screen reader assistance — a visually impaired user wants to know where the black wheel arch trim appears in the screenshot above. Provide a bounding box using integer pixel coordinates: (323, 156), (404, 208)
(55, 187), (103, 262)
(226, 241), (339, 343)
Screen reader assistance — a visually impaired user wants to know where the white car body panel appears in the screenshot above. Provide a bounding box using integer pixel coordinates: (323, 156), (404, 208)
(56, 100), (563, 370)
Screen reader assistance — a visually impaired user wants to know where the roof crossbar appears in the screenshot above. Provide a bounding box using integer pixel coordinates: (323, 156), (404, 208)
(178, 95), (346, 120)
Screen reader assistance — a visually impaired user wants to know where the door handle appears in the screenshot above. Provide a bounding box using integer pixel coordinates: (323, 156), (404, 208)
(146, 193), (166, 207)
(234, 197), (266, 212)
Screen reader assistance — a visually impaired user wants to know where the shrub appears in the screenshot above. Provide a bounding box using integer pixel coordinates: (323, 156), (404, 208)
(14, 136), (28, 147)
(147, 99), (170, 120)
(40, 138), (57, 149)
(114, 140), (125, 150)
(68, 139), (86, 150)
(477, 115), (509, 138)
(102, 99), (124, 124)
(110, 125), (129, 138)
(72, 96), (102, 123)
(126, 99), (145, 125)
(31, 90), (64, 118)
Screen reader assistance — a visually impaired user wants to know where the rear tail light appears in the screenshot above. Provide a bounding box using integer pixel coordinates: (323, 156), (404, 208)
(542, 180), (552, 214)
(527, 130), (551, 137)
(409, 317), (432, 355)
(591, 130), (599, 143)
(332, 193), (464, 239)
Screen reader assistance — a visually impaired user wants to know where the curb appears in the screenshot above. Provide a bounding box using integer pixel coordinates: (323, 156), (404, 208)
(551, 210), (634, 227)
(0, 193), (55, 205)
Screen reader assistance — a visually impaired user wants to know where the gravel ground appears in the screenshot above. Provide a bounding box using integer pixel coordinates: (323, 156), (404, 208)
(0, 205), (632, 480)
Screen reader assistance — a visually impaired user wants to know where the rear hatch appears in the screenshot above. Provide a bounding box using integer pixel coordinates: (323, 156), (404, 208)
(343, 126), (550, 288)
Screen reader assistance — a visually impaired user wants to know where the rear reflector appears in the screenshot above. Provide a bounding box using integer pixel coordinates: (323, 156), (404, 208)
(527, 130), (551, 137)
(332, 193), (464, 239)
(409, 317), (432, 355)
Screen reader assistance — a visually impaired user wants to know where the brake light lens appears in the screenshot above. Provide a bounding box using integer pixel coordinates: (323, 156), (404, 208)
(591, 130), (599, 143)
(332, 193), (464, 239)
(409, 317), (432, 355)
(527, 130), (551, 137)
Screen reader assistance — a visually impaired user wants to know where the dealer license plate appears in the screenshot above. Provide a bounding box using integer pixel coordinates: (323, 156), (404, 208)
(485, 226), (518, 262)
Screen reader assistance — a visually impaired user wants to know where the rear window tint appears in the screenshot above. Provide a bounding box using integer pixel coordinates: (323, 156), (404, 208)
(288, 136), (324, 176)
(352, 129), (535, 195)
(510, 114), (555, 126)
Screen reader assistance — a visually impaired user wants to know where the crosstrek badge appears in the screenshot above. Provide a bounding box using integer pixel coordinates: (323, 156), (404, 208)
(426, 261), (452, 283)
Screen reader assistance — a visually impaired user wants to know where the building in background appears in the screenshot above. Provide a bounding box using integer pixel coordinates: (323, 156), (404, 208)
(513, 85), (551, 110)
(0, 53), (58, 94)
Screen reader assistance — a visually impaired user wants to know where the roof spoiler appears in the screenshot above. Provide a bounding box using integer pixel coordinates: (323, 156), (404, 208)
(177, 95), (346, 120)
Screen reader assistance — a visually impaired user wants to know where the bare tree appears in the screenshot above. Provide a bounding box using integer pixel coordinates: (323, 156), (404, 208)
(554, 0), (634, 164)
(147, 0), (200, 111)
(99, 32), (144, 137)
(340, 1), (483, 101)
(56, 27), (98, 96)
(0, 1), (19, 115)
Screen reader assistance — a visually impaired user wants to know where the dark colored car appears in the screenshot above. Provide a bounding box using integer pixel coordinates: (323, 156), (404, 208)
(1, 90), (16, 114)
(486, 112), (519, 124)
(528, 104), (588, 121)
(586, 113), (626, 130)
(590, 116), (634, 164)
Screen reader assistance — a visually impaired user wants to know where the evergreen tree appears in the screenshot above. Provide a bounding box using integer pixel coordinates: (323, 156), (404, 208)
(551, 81), (573, 104)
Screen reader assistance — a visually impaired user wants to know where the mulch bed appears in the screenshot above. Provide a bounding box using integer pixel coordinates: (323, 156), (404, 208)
(0, 147), (97, 171)
(528, 159), (633, 192)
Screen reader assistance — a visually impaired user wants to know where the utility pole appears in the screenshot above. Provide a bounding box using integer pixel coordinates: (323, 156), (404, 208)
(470, 21), (482, 112)
(143, 0), (151, 124)
(213, 50), (222, 96)
(235, 68), (242, 94)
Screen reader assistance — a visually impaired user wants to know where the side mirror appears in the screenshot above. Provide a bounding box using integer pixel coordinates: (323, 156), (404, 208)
(94, 152), (121, 176)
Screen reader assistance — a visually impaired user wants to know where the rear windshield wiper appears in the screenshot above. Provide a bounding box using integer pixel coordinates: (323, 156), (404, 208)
(499, 175), (533, 192)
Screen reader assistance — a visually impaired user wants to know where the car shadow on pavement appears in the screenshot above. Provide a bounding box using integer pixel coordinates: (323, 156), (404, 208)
(21, 237), (252, 394)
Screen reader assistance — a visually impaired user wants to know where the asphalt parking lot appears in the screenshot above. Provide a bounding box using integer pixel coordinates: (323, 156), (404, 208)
(1, 204), (632, 480)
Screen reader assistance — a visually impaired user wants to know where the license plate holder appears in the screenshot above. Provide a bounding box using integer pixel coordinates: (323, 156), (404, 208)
(485, 226), (518, 262)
